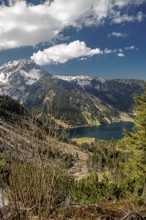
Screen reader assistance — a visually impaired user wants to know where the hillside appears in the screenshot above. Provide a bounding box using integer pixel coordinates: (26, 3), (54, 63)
(0, 95), (88, 178)
(0, 95), (46, 160)
(0, 96), (89, 218)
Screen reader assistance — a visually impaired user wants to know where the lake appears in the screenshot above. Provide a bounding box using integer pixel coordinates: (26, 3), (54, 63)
(66, 122), (134, 140)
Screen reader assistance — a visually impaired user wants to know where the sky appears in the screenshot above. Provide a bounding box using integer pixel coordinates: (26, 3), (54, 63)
(0, 0), (146, 79)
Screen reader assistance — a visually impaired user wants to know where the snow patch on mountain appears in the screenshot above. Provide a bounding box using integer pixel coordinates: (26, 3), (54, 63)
(56, 75), (92, 81)
(20, 68), (44, 85)
(0, 72), (11, 84)
(55, 75), (106, 88)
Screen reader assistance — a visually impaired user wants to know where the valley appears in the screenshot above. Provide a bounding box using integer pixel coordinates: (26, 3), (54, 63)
(0, 59), (146, 219)
(0, 0), (146, 218)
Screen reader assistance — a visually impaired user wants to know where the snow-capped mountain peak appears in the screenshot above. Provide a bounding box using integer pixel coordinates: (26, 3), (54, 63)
(0, 58), (48, 101)
(0, 58), (46, 86)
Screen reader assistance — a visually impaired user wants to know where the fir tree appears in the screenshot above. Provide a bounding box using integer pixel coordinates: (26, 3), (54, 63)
(117, 83), (146, 197)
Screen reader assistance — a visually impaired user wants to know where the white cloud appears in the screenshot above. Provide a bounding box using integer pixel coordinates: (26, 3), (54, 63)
(114, 0), (145, 8)
(104, 48), (113, 54)
(119, 48), (123, 52)
(125, 45), (137, 50)
(79, 57), (87, 61)
(31, 41), (139, 64)
(31, 40), (102, 65)
(0, 0), (145, 50)
(108, 32), (127, 38)
(117, 53), (125, 57)
(112, 11), (144, 24)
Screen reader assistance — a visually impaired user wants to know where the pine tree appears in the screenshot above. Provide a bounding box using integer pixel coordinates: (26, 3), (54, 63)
(117, 83), (146, 196)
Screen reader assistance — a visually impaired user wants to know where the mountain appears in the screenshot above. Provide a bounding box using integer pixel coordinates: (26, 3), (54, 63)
(0, 58), (48, 102)
(25, 75), (120, 127)
(56, 75), (143, 112)
(0, 59), (143, 127)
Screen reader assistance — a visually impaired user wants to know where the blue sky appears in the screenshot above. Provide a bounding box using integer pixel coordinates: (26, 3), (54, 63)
(0, 0), (146, 79)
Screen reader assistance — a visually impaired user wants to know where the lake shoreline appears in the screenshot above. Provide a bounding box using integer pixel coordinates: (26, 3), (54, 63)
(64, 121), (134, 140)
(63, 120), (134, 130)
(56, 112), (134, 130)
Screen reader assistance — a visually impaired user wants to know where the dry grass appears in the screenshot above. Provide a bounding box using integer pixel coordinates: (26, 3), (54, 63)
(0, 114), (74, 219)
(71, 137), (95, 145)
(119, 112), (134, 122)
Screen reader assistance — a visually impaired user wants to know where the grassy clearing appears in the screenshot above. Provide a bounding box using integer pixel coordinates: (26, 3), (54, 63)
(119, 112), (134, 122)
(51, 116), (70, 128)
(71, 137), (96, 145)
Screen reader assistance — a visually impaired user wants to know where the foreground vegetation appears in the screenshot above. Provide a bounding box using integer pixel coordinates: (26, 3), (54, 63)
(0, 84), (146, 219)
(72, 84), (146, 207)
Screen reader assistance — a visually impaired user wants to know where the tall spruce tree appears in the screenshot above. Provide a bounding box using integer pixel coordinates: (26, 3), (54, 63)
(117, 82), (146, 197)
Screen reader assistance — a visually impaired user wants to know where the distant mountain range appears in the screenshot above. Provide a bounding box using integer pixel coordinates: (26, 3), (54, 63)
(0, 58), (143, 127)
(56, 75), (143, 112)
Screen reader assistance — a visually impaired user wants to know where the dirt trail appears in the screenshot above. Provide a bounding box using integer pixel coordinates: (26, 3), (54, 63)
(52, 140), (89, 180)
